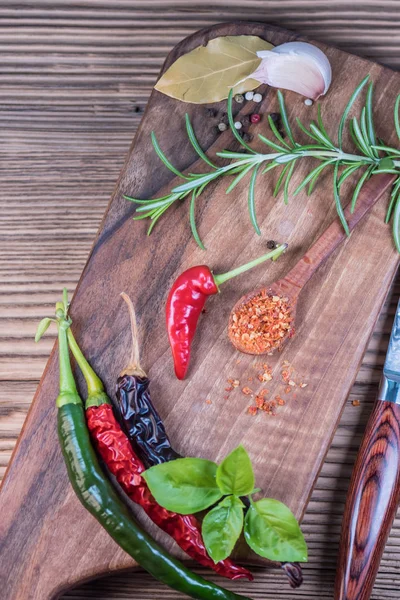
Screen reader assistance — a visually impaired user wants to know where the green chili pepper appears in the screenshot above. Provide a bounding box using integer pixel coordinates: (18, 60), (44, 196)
(40, 292), (253, 600)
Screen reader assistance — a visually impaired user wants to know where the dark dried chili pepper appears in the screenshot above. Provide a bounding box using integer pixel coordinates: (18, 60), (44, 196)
(116, 373), (181, 465)
(39, 295), (253, 600)
(166, 244), (287, 379)
(67, 297), (252, 582)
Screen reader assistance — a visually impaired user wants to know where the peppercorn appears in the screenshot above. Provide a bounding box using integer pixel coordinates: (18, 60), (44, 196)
(234, 94), (244, 104)
(234, 121), (242, 130)
(269, 112), (281, 123)
(242, 133), (253, 143)
(205, 107), (217, 118)
(220, 112), (229, 125)
(218, 122), (228, 132)
(266, 240), (277, 249)
(241, 115), (250, 127)
(250, 114), (261, 124)
(245, 91), (254, 101)
(253, 93), (263, 102)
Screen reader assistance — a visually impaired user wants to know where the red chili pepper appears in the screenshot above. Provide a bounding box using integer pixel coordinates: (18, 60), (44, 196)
(166, 244), (288, 379)
(87, 403), (252, 581)
(67, 324), (252, 581)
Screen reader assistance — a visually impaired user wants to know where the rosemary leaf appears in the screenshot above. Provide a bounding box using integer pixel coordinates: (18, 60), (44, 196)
(349, 119), (367, 155)
(147, 204), (171, 235)
(338, 164), (362, 188)
(261, 162), (279, 175)
(124, 194), (171, 204)
(293, 159), (336, 196)
(360, 108), (372, 156)
(268, 116), (292, 150)
(185, 114), (217, 169)
(352, 116), (374, 158)
(258, 134), (288, 153)
(309, 123), (335, 149)
(248, 164), (261, 235)
(226, 163), (254, 194)
(135, 193), (181, 212)
(283, 161), (296, 205)
(317, 104), (335, 148)
(273, 163), (290, 197)
(365, 83), (378, 158)
(392, 191), (400, 252)
(333, 162), (350, 235)
(278, 90), (296, 147)
(395, 95), (400, 141)
(372, 145), (400, 156)
(151, 131), (190, 180)
(216, 151), (256, 159)
(296, 117), (320, 142)
(228, 89), (256, 154)
(189, 190), (206, 250)
(338, 75), (369, 150)
(350, 166), (373, 213)
(386, 178), (400, 223)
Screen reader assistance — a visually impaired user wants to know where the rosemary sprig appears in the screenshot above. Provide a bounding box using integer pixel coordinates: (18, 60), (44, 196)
(125, 76), (400, 251)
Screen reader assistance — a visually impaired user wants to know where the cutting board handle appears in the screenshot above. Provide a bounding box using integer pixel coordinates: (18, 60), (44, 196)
(334, 399), (400, 600)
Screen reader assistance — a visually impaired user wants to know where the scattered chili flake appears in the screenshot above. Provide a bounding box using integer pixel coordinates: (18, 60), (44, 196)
(205, 399), (212, 405)
(248, 406), (258, 416)
(300, 383), (308, 388)
(259, 389), (269, 396)
(225, 386), (233, 392)
(276, 396), (285, 406)
(229, 291), (294, 354)
(284, 386), (292, 394)
(255, 395), (264, 409)
(242, 386), (253, 396)
(352, 399), (361, 407)
(288, 380), (296, 387)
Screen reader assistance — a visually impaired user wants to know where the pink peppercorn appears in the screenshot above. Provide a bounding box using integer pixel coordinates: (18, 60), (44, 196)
(250, 114), (261, 124)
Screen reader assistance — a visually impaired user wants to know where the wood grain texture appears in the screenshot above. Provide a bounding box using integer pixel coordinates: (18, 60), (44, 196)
(335, 400), (400, 600)
(0, 3), (400, 599)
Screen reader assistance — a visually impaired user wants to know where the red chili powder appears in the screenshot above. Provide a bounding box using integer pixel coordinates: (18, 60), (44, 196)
(230, 291), (294, 354)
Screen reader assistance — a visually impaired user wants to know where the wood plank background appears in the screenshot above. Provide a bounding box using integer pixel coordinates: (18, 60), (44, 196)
(1, 2), (399, 598)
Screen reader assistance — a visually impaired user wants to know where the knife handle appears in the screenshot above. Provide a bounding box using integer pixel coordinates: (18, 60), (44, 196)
(335, 399), (400, 600)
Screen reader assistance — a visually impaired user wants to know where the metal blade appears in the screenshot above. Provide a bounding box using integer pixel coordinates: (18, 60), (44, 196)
(383, 299), (400, 382)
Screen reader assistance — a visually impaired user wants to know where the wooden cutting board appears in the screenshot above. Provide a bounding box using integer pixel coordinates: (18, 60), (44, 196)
(1, 20), (400, 600)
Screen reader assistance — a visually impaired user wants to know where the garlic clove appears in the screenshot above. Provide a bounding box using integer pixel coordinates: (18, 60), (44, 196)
(250, 42), (332, 100)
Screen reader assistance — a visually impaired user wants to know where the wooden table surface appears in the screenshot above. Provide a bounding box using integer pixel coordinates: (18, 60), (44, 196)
(1, 2), (400, 599)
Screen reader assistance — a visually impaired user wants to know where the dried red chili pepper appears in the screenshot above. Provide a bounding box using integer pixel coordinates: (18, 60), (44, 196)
(166, 244), (287, 379)
(67, 304), (252, 582)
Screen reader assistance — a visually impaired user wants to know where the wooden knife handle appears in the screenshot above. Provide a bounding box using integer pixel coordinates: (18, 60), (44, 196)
(335, 399), (400, 600)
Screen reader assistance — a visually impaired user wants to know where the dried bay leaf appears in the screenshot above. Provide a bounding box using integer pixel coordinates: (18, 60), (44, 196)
(155, 35), (273, 104)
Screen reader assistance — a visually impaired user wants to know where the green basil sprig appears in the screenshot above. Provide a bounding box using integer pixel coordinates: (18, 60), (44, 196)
(143, 445), (307, 564)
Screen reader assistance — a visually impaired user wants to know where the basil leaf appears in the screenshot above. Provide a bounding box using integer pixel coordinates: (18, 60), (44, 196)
(202, 495), (244, 563)
(244, 498), (308, 562)
(143, 458), (222, 514)
(216, 445), (255, 496)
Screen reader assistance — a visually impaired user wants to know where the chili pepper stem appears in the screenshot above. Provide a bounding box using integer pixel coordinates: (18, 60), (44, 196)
(213, 243), (288, 287)
(67, 328), (111, 408)
(120, 292), (147, 378)
(54, 305), (81, 408)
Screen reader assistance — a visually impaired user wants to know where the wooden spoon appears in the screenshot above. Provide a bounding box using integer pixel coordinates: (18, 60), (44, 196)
(228, 173), (396, 355)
